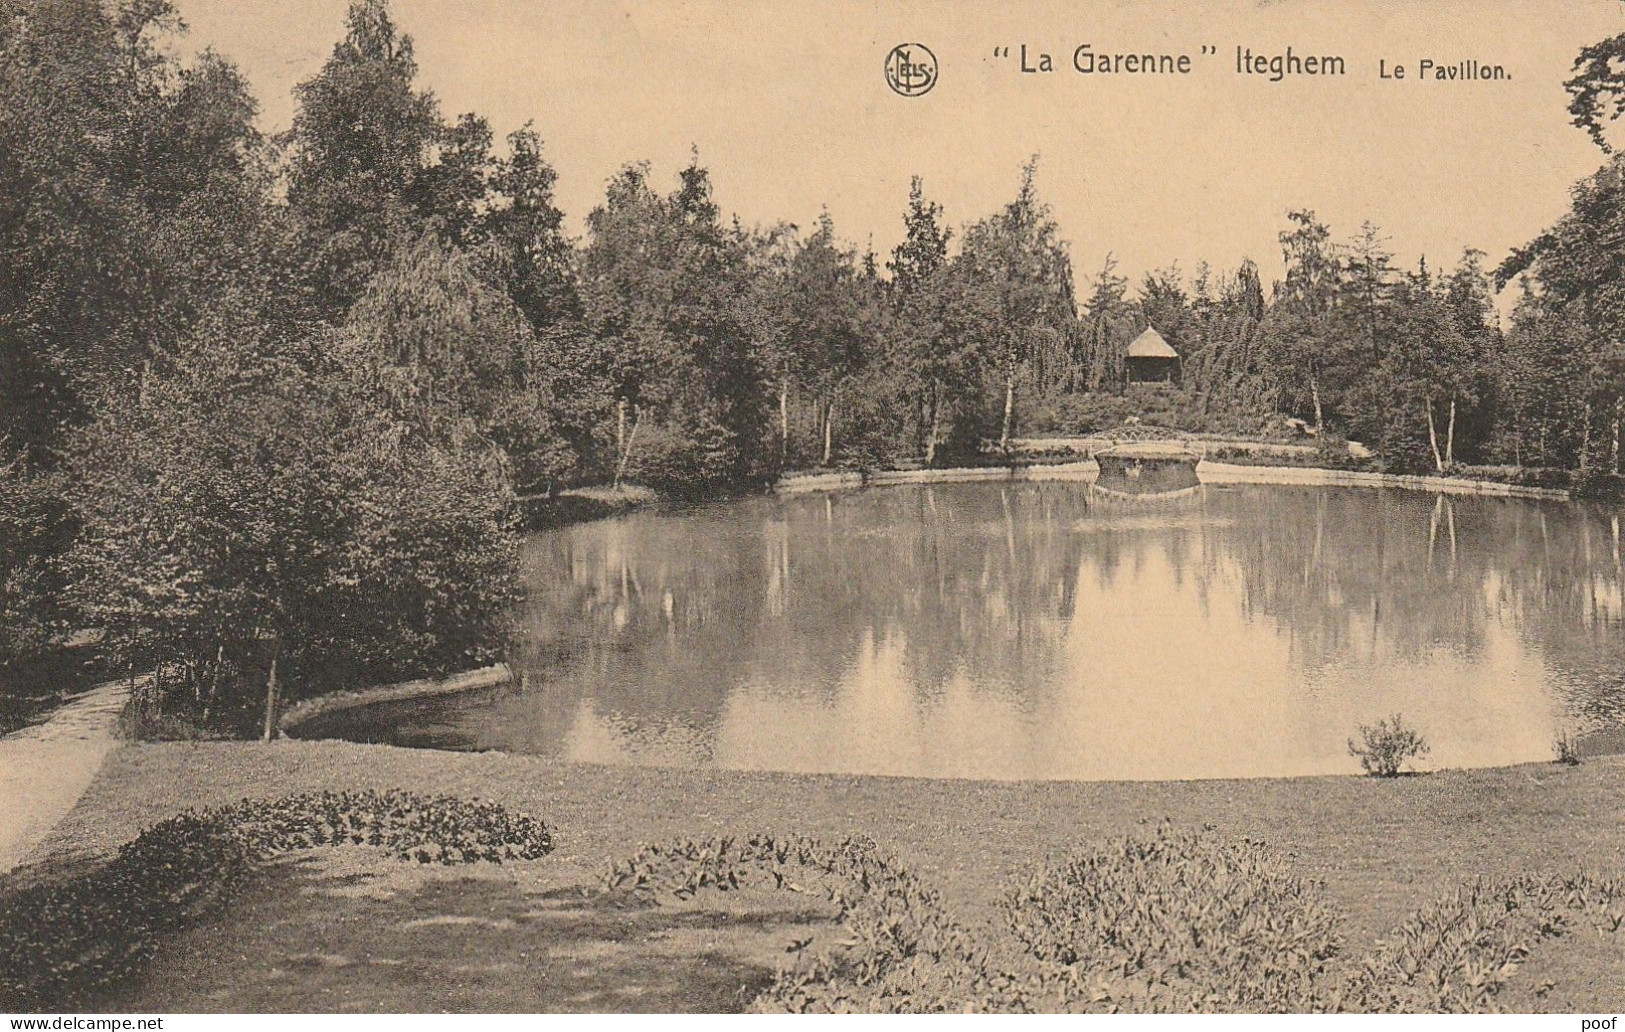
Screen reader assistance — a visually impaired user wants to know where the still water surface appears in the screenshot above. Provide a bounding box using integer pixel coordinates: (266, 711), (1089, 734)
(320, 483), (1625, 781)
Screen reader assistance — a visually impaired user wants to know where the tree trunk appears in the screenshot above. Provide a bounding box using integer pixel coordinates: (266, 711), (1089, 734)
(1614, 396), (1622, 474)
(1425, 399), (1444, 473)
(260, 645), (281, 743)
(1581, 400), (1594, 473)
(925, 385), (941, 466)
(822, 399), (835, 466)
(1444, 397), (1456, 468)
(203, 643), (224, 722)
(1310, 373), (1323, 435)
(613, 405), (641, 490)
(1000, 373), (1016, 451)
(779, 376), (789, 464)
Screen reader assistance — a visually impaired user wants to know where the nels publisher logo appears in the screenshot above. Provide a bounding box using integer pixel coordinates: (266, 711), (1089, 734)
(885, 43), (937, 97)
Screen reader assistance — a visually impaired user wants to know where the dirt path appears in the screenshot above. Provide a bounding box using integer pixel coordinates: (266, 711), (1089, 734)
(0, 680), (131, 874)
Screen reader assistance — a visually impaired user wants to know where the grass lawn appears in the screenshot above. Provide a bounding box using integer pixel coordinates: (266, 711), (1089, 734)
(16, 741), (1625, 1013)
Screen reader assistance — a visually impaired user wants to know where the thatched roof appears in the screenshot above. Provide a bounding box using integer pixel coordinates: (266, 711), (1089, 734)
(1126, 326), (1179, 359)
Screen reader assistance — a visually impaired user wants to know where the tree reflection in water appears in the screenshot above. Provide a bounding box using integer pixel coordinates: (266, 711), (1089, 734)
(385, 483), (1625, 780)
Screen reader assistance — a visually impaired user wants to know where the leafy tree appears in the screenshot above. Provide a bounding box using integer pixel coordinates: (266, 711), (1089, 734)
(785, 211), (870, 465)
(342, 235), (581, 490)
(0, 0), (279, 461)
(1381, 267), (1472, 472)
(1333, 223), (1409, 456)
(68, 326), (519, 734)
(666, 158), (771, 482)
(0, 0), (296, 688)
(482, 124), (580, 332)
(1342, 221), (1400, 365)
(736, 221), (798, 463)
(1497, 34), (1625, 476)
(887, 178), (963, 463)
(952, 158), (1075, 449)
(0, 451), (72, 664)
(578, 160), (669, 464)
(1137, 266), (1194, 355)
(1495, 287), (1590, 468)
(1181, 259), (1270, 419)
(1498, 157), (1625, 473)
(579, 157), (767, 491)
(1432, 249), (1500, 466)
(1260, 210), (1344, 431)
(1076, 255), (1134, 391)
(284, 0), (494, 318)
(1566, 31), (1625, 153)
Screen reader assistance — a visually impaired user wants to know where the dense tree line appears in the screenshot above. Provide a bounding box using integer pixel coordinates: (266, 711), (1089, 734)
(5, 0), (1625, 730)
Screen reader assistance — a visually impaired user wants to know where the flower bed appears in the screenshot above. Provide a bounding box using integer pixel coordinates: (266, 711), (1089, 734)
(602, 825), (1623, 1013)
(0, 790), (552, 1008)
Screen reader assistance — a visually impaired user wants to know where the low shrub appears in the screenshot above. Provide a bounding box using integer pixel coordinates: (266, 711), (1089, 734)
(1003, 823), (1343, 1011)
(603, 826), (1623, 1014)
(1021, 388), (1279, 440)
(1449, 465), (1573, 491)
(603, 834), (1007, 1012)
(1336, 873), (1625, 1013)
(1572, 469), (1625, 501)
(1554, 730), (1582, 767)
(1312, 430), (1372, 471)
(115, 706), (230, 742)
(1349, 714), (1430, 777)
(1202, 445), (1376, 471)
(623, 415), (743, 499)
(0, 790), (552, 1008)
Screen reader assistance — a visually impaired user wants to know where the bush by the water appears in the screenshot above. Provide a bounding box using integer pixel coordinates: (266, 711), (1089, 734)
(1450, 464), (1575, 491)
(601, 825), (1623, 1013)
(68, 329), (524, 730)
(1020, 387), (1283, 440)
(1554, 730), (1582, 766)
(1349, 714), (1431, 777)
(0, 790), (552, 1008)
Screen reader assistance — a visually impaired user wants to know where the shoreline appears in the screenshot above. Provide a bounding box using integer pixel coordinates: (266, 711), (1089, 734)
(277, 663), (516, 737)
(774, 459), (1572, 501)
(31, 739), (1625, 863)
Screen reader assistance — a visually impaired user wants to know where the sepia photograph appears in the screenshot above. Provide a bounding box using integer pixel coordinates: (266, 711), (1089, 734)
(3, 0), (1625, 1019)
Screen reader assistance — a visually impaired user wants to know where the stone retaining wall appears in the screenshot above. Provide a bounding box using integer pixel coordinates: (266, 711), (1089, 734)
(777, 464), (1101, 493)
(279, 663), (515, 736)
(1197, 462), (1570, 500)
(775, 461), (1570, 501)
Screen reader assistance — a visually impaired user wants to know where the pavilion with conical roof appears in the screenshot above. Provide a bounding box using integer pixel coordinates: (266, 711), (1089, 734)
(1125, 326), (1180, 385)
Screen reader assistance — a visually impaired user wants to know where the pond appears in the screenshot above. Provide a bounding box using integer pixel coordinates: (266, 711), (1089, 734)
(311, 482), (1625, 781)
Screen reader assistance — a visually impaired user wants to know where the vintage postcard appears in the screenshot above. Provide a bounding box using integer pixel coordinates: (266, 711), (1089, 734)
(2, 0), (1624, 1019)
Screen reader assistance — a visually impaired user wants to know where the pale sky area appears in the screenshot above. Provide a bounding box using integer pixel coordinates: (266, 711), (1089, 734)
(168, 0), (1625, 304)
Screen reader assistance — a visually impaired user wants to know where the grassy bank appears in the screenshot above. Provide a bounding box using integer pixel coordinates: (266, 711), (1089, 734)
(14, 741), (1625, 1012)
